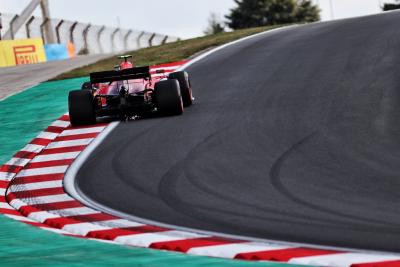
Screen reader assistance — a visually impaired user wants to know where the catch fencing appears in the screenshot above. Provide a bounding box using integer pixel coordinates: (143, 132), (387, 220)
(0, 13), (179, 55)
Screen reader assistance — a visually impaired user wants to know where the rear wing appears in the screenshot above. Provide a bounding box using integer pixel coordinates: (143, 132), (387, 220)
(90, 66), (151, 83)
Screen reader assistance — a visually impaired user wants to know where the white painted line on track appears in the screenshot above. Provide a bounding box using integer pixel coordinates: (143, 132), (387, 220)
(30, 152), (80, 163)
(47, 207), (99, 216)
(15, 166), (68, 177)
(9, 181), (62, 192)
(20, 144), (45, 153)
(115, 230), (207, 247)
(60, 126), (106, 136)
(36, 131), (59, 140)
(46, 138), (93, 149)
(188, 242), (290, 258)
(150, 65), (182, 72)
(28, 207), (99, 223)
(13, 194), (73, 206)
(50, 120), (70, 128)
(28, 211), (62, 222)
(288, 253), (400, 267)
(0, 202), (13, 209)
(9, 198), (31, 210)
(0, 172), (15, 181)
(62, 223), (111, 236)
(94, 219), (144, 228)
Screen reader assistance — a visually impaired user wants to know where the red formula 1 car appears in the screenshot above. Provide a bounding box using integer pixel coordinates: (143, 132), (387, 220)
(68, 55), (193, 126)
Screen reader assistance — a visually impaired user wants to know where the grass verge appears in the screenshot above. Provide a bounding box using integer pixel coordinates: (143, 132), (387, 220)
(53, 25), (285, 80)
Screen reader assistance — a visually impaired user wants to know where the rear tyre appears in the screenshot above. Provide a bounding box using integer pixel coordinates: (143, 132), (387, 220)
(155, 80), (183, 116)
(68, 90), (96, 126)
(169, 71), (193, 107)
(81, 81), (93, 90)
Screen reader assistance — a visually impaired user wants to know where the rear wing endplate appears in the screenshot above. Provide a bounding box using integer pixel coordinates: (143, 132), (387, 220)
(90, 66), (151, 83)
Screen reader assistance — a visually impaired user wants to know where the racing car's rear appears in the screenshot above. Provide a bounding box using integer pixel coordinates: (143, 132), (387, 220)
(68, 65), (189, 126)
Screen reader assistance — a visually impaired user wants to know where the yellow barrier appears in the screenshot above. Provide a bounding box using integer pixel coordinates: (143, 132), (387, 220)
(0, 38), (47, 67)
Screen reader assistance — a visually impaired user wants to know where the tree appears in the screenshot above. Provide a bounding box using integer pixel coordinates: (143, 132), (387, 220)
(226, 0), (320, 30)
(295, 0), (320, 23)
(204, 13), (225, 35)
(382, 0), (400, 11)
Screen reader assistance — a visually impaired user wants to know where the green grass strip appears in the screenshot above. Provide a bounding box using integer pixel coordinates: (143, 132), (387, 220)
(0, 77), (85, 164)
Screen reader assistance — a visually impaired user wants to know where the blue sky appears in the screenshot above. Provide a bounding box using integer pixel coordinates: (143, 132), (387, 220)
(1, 0), (389, 38)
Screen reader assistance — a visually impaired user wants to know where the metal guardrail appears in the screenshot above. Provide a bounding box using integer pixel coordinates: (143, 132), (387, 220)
(0, 13), (179, 54)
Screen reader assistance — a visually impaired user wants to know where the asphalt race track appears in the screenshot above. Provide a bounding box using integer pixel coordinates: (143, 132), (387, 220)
(76, 12), (400, 252)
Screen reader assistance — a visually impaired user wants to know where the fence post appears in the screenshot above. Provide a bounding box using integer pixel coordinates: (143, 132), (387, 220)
(161, 35), (168, 45)
(97, 26), (105, 53)
(55, 20), (64, 43)
(9, 14), (19, 40)
(124, 30), (132, 51)
(69, 21), (78, 44)
(40, 18), (50, 43)
(111, 28), (120, 52)
(83, 23), (91, 52)
(0, 13), (2, 40)
(136, 31), (145, 49)
(148, 33), (156, 47)
(40, 0), (55, 43)
(25, 16), (35, 39)
(3, 0), (41, 40)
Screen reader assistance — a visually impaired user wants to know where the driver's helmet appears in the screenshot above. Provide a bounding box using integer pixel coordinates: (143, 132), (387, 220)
(120, 61), (133, 70)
